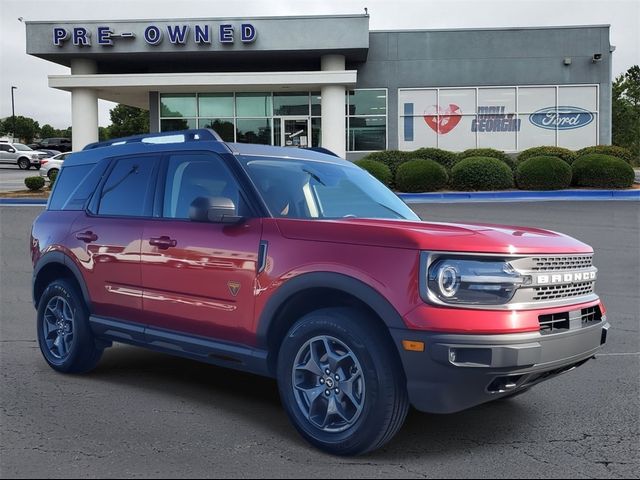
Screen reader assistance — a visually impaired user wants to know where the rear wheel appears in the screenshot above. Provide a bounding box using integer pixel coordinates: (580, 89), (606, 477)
(277, 307), (409, 456)
(47, 168), (59, 179)
(37, 279), (103, 374)
(17, 158), (30, 170)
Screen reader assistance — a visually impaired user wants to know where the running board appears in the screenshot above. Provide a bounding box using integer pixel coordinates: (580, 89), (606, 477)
(89, 315), (272, 377)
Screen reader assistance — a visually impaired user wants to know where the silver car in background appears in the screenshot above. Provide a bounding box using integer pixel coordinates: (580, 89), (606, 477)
(39, 151), (75, 179)
(0, 141), (48, 170)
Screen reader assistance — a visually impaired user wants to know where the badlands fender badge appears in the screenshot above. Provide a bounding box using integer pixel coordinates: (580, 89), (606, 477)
(228, 281), (241, 297)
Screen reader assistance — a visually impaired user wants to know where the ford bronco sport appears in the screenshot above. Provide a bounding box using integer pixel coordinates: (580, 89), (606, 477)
(31, 130), (609, 456)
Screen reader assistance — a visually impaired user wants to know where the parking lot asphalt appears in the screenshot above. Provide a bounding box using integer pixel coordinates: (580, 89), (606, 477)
(0, 202), (638, 478)
(0, 166), (43, 193)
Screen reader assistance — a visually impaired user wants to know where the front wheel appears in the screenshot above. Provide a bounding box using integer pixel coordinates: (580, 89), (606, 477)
(277, 307), (409, 456)
(17, 158), (30, 170)
(37, 279), (103, 374)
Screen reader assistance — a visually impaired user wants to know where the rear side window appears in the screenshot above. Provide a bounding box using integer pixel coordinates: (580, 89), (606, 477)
(97, 156), (157, 217)
(48, 164), (96, 210)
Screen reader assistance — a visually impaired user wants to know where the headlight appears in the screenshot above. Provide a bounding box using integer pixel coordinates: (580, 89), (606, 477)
(426, 256), (530, 306)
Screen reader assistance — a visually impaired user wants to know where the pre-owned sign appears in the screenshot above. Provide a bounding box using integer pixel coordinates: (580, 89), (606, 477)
(52, 23), (257, 47)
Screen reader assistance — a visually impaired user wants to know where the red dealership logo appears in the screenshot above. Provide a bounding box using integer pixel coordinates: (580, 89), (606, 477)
(424, 104), (462, 134)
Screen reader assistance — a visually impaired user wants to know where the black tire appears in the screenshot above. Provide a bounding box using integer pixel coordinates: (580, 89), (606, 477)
(47, 168), (59, 179)
(277, 307), (409, 456)
(37, 279), (103, 374)
(17, 158), (30, 170)
(35, 165), (41, 170)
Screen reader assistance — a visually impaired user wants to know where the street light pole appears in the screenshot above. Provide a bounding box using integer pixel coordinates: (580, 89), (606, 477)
(11, 86), (17, 141)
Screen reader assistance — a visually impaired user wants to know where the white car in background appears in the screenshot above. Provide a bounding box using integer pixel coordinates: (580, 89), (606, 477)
(39, 151), (75, 179)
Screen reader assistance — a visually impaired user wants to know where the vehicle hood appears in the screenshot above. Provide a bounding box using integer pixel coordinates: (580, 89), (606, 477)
(276, 218), (593, 254)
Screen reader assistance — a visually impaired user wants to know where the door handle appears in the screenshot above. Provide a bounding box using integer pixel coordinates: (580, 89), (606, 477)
(76, 231), (98, 243)
(149, 236), (178, 250)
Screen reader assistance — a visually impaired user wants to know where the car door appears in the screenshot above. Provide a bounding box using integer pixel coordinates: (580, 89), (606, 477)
(70, 153), (160, 322)
(140, 151), (262, 345)
(0, 144), (14, 164)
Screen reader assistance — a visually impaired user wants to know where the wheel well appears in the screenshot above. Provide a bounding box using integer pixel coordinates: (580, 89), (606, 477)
(33, 262), (82, 307)
(265, 287), (397, 375)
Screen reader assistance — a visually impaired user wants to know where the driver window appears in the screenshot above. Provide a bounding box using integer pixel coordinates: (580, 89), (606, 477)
(163, 153), (243, 219)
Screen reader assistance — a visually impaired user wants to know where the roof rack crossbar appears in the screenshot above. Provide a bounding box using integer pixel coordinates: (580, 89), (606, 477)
(82, 128), (222, 150)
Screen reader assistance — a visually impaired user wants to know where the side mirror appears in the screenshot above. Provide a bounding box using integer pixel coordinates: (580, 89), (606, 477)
(8, 148), (15, 153)
(189, 196), (244, 224)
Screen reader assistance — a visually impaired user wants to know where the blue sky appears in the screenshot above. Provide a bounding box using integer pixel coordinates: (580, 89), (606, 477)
(1, 0), (638, 128)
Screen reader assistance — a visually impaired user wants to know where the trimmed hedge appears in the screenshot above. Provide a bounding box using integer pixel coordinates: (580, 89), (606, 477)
(458, 148), (517, 170)
(395, 159), (449, 192)
(25, 176), (45, 191)
(451, 157), (514, 191)
(354, 159), (392, 186)
(516, 156), (572, 190)
(576, 145), (636, 165)
(572, 154), (635, 188)
(359, 150), (412, 177)
(518, 146), (577, 165)
(411, 148), (458, 170)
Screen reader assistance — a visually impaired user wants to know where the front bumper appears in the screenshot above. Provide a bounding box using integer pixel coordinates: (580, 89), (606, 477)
(390, 318), (609, 414)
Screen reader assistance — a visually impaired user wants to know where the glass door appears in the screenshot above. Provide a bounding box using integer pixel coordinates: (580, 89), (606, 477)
(277, 117), (310, 148)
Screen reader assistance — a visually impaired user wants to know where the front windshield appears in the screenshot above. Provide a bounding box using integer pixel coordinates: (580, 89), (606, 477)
(240, 156), (420, 221)
(13, 144), (32, 151)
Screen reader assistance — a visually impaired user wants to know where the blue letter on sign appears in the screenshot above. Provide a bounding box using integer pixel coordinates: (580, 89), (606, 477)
(167, 25), (189, 44)
(219, 24), (234, 43)
(97, 26), (114, 46)
(403, 103), (414, 141)
(73, 27), (91, 46)
(53, 27), (69, 46)
(194, 25), (211, 44)
(144, 25), (162, 45)
(241, 24), (256, 43)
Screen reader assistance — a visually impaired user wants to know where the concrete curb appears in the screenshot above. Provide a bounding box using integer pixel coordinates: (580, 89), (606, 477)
(398, 190), (640, 203)
(0, 198), (48, 206)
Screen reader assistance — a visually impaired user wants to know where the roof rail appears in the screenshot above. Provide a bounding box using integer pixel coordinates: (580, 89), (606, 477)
(82, 129), (223, 150)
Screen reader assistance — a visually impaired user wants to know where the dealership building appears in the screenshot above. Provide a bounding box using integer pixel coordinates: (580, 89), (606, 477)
(25, 15), (613, 159)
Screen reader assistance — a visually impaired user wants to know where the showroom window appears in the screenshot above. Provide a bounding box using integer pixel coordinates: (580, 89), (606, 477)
(346, 89), (387, 152)
(159, 92), (322, 147)
(398, 85), (599, 152)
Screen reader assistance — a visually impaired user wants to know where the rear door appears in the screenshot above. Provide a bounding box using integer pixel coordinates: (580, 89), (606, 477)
(139, 151), (262, 344)
(70, 153), (160, 322)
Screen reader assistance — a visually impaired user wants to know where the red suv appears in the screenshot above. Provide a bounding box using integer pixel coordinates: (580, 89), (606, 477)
(31, 130), (609, 456)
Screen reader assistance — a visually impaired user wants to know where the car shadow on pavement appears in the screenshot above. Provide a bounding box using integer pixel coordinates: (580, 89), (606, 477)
(85, 343), (536, 459)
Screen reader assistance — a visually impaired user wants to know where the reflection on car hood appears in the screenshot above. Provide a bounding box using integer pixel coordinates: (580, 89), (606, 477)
(276, 217), (592, 254)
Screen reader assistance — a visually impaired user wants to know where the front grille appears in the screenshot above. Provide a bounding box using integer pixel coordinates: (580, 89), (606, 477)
(530, 255), (593, 271)
(539, 305), (603, 335)
(532, 281), (595, 301)
(539, 312), (570, 334)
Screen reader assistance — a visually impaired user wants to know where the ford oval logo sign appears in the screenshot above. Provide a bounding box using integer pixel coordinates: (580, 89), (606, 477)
(529, 106), (594, 130)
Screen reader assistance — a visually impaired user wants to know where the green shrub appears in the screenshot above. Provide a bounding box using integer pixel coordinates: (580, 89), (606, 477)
(411, 147), (458, 170)
(49, 170), (58, 190)
(516, 156), (572, 190)
(572, 154), (635, 188)
(458, 148), (517, 170)
(518, 146), (577, 165)
(450, 157), (514, 191)
(576, 145), (636, 165)
(24, 176), (45, 191)
(354, 159), (392, 186)
(359, 150), (412, 178)
(395, 159), (449, 192)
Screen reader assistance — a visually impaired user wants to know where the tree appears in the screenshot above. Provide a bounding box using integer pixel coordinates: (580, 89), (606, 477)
(40, 124), (57, 139)
(108, 105), (149, 138)
(10, 116), (40, 144)
(612, 65), (640, 163)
